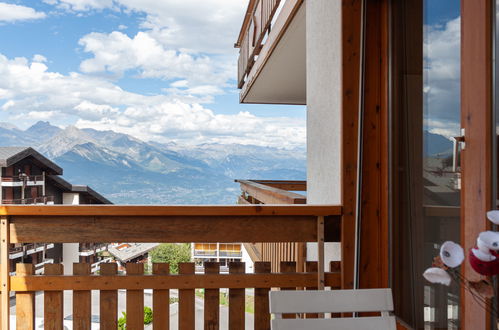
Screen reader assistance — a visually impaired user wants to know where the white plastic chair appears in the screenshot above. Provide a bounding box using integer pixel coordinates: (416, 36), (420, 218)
(269, 288), (396, 330)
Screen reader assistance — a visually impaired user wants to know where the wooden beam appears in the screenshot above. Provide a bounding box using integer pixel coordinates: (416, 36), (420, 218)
(341, 0), (362, 291)
(10, 273), (341, 291)
(237, 180), (306, 204)
(317, 216), (325, 290)
(1, 216), (9, 330)
(237, 180), (307, 191)
(0, 204), (339, 216)
(9, 215), (341, 243)
(461, 0), (493, 328)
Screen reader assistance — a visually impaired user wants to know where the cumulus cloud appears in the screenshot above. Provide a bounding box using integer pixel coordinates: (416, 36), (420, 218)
(0, 53), (305, 147)
(424, 17), (460, 138)
(42, 0), (114, 11)
(79, 31), (232, 87)
(0, 2), (46, 22)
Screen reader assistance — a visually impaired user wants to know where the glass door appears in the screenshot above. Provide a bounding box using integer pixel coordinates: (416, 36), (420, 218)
(391, 0), (462, 328)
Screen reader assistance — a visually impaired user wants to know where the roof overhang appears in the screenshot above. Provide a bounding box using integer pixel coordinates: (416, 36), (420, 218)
(0, 147), (63, 175)
(240, 0), (306, 105)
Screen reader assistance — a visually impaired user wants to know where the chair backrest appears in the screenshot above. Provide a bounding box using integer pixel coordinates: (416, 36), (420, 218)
(269, 289), (396, 330)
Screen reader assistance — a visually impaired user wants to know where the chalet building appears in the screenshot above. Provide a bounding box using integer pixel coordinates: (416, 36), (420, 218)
(0, 147), (111, 275)
(235, 0), (495, 329)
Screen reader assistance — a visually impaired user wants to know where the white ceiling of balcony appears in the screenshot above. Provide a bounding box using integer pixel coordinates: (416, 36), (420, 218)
(241, 4), (306, 105)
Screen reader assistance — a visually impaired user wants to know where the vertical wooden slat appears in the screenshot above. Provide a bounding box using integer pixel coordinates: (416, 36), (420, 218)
(204, 262), (220, 330)
(100, 263), (118, 329)
(305, 262), (318, 319)
(280, 262), (296, 319)
(317, 216), (325, 290)
(153, 263), (170, 330)
(73, 263), (91, 330)
(16, 263), (35, 330)
(44, 263), (64, 330)
(228, 262), (245, 330)
(126, 263), (144, 330)
(254, 262), (271, 330)
(1, 216), (10, 330)
(179, 262), (195, 330)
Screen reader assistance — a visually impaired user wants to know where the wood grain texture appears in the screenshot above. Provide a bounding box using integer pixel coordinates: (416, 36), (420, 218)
(179, 263), (195, 330)
(341, 0), (362, 291)
(9, 215), (341, 243)
(73, 263), (91, 330)
(126, 263), (144, 330)
(0, 216), (9, 330)
(461, 0), (493, 328)
(280, 262), (296, 319)
(153, 263), (170, 330)
(229, 262), (245, 330)
(204, 262), (220, 330)
(99, 263), (118, 330)
(237, 180), (306, 204)
(44, 264), (64, 330)
(254, 262), (271, 330)
(1, 204), (340, 216)
(11, 273), (341, 291)
(16, 264), (35, 330)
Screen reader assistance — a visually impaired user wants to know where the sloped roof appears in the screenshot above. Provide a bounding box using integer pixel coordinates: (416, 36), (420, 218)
(108, 243), (159, 262)
(47, 175), (112, 204)
(0, 147), (62, 175)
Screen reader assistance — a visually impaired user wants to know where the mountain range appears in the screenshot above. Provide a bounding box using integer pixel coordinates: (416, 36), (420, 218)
(0, 121), (306, 204)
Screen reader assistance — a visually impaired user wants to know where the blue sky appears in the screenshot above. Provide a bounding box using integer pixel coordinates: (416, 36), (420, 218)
(0, 0), (305, 147)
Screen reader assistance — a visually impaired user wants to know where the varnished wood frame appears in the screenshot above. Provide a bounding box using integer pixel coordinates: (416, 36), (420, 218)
(461, 0), (493, 329)
(341, 0), (390, 291)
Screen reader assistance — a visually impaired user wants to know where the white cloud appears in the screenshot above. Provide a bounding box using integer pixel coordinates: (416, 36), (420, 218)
(43, 0), (114, 11)
(424, 17), (461, 138)
(78, 31), (232, 88)
(0, 2), (46, 22)
(32, 54), (47, 63)
(0, 53), (305, 147)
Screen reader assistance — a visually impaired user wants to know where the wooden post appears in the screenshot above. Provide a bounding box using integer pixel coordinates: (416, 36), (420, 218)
(179, 263), (195, 330)
(153, 263), (170, 330)
(1, 216), (10, 330)
(280, 262), (296, 319)
(204, 262), (220, 330)
(44, 264), (64, 330)
(16, 263), (35, 330)
(100, 263), (118, 329)
(126, 263), (144, 330)
(73, 263), (91, 330)
(254, 262), (271, 330)
(317, 216), (325, 290)
(229, 262), (245, 330)
(305, 262), (318, 319)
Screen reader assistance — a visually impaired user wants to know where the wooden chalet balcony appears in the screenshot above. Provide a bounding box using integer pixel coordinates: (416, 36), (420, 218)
(0, 204), (341, 329)
(235, 0), (305, 104)
(1, 196), (54, 205)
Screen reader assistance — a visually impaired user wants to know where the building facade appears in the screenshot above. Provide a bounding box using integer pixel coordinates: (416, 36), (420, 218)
(0, 147), (112, 275)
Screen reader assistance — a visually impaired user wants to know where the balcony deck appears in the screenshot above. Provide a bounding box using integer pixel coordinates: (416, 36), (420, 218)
(0, 204), (341, 329)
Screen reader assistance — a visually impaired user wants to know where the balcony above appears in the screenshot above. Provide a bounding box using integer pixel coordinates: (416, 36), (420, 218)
(235, 0), (305, 105)
(1, 175), (45, 187)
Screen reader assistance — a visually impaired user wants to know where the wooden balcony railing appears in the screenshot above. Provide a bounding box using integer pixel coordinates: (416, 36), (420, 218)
(0, 204), (341, 329)
(2, 196), (54, 205)
(236, 0), (282, 88)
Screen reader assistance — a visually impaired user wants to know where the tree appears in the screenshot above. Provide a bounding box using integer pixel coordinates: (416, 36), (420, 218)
(149, 243), (191, 274)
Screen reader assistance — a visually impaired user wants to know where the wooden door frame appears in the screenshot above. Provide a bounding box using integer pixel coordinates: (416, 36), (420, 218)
(461, 0), (493, 329)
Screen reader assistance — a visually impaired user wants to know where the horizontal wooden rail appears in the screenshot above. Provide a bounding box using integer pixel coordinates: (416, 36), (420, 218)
(4, 205), (341, 243)
(241, 180), (307, 191)
(236, 180), (306, 204)
(11, 272), (340, 291)
(0, 204), (337, 216)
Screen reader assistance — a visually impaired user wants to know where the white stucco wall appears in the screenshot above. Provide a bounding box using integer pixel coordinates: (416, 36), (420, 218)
(63, 192), (80, 205)
(306, 0), (342, 263)
(62, 192), (80, 274)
